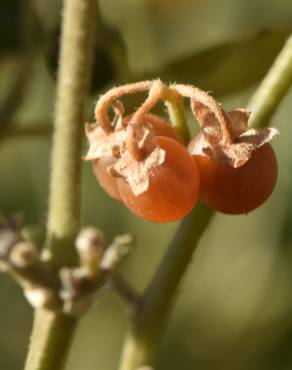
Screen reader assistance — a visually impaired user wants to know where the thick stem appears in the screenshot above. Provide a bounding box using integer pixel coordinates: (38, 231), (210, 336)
(46, 0), (95, 267)
(24, 1), (96, 370)
(24, 310), (76, 370)
(118, 32), (292, 370)
(248, 32), (292, 128)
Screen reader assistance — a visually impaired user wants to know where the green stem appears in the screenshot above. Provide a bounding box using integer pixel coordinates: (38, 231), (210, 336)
(119, 205), (213, 370)
(164, 89), (190, 144)
(24, 310), (76, 370)
(248, 32), (292, 128)
(45, 0), (95, 268)
(118, 31), (292, 370)
(24, 0), (96, 370)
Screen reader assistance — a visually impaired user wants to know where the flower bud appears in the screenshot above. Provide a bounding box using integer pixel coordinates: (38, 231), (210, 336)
(76, 227), (104, 275)
(9, 241), (38, 268)
(100, 234), (135, 271)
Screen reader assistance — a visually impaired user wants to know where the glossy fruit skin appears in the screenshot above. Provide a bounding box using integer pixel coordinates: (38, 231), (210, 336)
(117, 136), (200, 222)
(190, 143), (278, 214)
(92, 114), (184, 202)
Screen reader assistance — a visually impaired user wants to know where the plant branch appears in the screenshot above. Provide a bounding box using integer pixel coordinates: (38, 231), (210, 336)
(118, 204), (213, 370)
(110, 273), (143, 309)
(248, 32), (292, 128)
(24, 310), (76, 370)
(24, 1), (96, 370)
(118, 32), (292, 370)
(45, 0), (95, 268)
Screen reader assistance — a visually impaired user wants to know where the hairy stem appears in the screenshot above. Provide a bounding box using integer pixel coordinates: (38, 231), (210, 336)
(118, 32), (292, 370)
(45, 0), (95, 267)
(248, 32), (292, 128)
(24, 0), (96, 370)
(24, 310), (76, 370)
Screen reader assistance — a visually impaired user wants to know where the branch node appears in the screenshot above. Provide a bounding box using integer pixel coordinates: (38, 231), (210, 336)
(24, 287), (56, 310)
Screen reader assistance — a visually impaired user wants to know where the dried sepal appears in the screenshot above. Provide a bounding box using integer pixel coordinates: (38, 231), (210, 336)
(189, 102), (279, 168)
(84, 123), (127, 161)
(112, 144), (166, 196)
(227, 109), (250, 137)
(84, 113), (165, 163)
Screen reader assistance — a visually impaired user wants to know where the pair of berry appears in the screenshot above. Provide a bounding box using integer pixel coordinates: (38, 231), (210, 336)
(84, 82), (278, 223)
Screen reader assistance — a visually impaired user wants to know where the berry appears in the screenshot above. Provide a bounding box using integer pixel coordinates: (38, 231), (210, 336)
(88, 114), (183, 202)
(188, 134), (278, 214)
(117, 136), (200, 222)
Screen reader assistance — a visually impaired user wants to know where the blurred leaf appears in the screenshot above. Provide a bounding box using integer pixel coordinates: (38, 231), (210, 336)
(110, 30), (289, 100)
(0, 0), (22, 54)
(99, 0), (292, 72)
(29, 0), (62, 33)
(160, 30), (290, 96)
(265, 327), (292, 370)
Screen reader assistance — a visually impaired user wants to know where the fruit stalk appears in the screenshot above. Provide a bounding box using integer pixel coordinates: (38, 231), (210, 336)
(163, 88), (190, 144)
(118, 31), (292, 370)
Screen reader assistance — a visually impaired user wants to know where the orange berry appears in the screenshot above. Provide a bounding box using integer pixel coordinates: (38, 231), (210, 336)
(117, 136), (200, 222)
(189, 140), (278, 214)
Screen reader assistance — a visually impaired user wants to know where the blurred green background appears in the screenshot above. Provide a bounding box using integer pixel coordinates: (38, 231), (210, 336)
(1, 0), (292, 369)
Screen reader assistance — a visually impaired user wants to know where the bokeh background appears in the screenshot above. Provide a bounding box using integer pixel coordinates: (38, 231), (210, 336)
(1, 0), (292, 369)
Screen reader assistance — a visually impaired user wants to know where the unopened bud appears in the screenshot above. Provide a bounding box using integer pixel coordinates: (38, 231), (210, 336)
(0, 229), (20, 259)
(100, 234), (135, 271)
(9, 241), (38, 268)
(76, 227), (104, 275)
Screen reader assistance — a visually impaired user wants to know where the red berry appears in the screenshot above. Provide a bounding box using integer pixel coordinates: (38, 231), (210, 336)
(188, 136), (278, 214)
(117, 136), (200, 222)
(90, 114), (183, 202)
